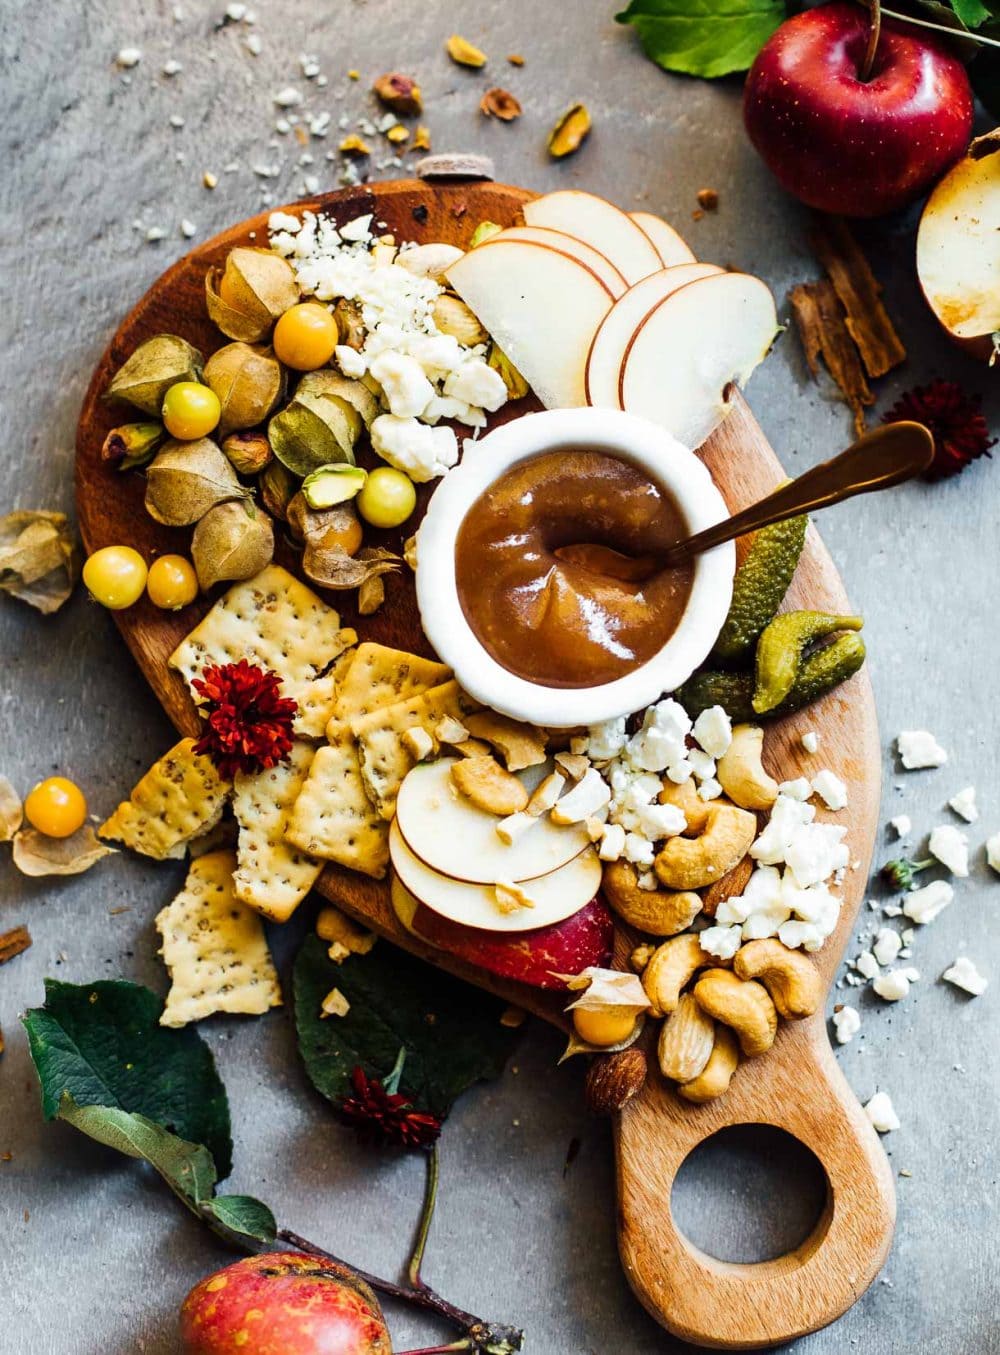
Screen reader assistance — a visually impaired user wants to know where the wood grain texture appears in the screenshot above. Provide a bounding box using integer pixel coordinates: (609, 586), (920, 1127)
(75, 178), (892, 1349)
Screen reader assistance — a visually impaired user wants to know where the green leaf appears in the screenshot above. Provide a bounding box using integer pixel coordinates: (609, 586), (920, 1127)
(293, 935), (518, 1120)
(22, 979), (233, 1177)
(203, 1195), (278, 1244)
(615, 0), (786, 78)
(950, 0), (991, 27)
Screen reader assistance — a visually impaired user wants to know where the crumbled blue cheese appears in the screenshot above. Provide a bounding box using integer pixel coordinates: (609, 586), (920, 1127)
(942, 956), (987, 996)
(700, 924), (743, 960)
(444, 360), (507, 412)
(948, 786), (978, 823)
(370, 415), (457, 483)
(897, 729), (948, 769)
(928, 824), (969, 877)
(778, 777), (812, 801)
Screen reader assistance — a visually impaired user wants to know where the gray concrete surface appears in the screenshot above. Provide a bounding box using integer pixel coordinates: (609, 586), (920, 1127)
(1, 2), (998, 1351)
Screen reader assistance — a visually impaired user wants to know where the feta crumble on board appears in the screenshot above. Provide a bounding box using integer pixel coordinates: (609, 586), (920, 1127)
(897, 729), (948, 770)
(889, 814), (911, 838)
(801, 730), (819, 754)
(948, 786), (978, 823)
(832, 1006), (861, 1044)
(941, 957), (988, 996)
(865, 1091), (900, 1133)
(812, 768), (848, 811)
(928, 824), (969, 877)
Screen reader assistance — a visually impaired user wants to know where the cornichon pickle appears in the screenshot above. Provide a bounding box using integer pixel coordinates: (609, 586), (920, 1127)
(753, 611), (863, 714)
(712, 514), (808, 662)
(676, 670), (756, 722)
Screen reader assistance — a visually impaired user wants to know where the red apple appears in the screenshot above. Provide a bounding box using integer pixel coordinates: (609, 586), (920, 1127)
(743, 2), (973, 217)
(180, 1253), (391, 1355)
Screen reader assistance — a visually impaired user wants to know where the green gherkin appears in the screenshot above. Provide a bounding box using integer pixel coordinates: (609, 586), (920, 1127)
(753, 611), (863, 714)
(712, 513), (808, 663)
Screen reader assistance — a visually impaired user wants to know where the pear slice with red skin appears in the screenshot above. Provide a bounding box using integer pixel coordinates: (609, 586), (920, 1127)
(488, 224), (628, 296)
(629, 211), (696, 267)
(585, 263), (726, 409)
(523, 190), (663, 284)
(618, 271), (779, 450)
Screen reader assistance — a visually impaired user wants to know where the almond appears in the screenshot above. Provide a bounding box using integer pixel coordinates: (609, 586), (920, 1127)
(584, 1046), (647, 1115)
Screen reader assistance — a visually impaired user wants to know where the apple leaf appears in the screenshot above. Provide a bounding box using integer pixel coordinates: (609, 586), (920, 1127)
(202, 1195), (278, 1244)
(293, 934), (518, 1121)
(22, 979), (233, 1177)
(616, 0), (786, 78)
(949, 0), (991, 27)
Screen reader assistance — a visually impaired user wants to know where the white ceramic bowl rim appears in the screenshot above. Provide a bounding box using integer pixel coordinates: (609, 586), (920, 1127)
(415, 407), (735, 727)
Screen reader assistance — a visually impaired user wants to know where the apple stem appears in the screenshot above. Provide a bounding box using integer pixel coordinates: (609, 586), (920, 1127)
(860, 0), (882, 80)
(407, 1142), (439, 1291)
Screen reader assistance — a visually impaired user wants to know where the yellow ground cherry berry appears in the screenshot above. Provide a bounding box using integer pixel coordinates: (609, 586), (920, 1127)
(357, 466), (417, 529)
(273, 302), (338, 371)
(24, 777), (87, 839)
(572, 1007), (638, 1048)
(162, 381), (221, 439)
(325, 513), (364, 557)
(82, 546), (148, 610)
(146, 554), (199, 610)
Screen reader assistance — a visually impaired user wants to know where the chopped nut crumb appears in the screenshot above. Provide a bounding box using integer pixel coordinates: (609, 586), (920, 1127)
(696, 188), (719, 211)
(202, 170), (218, 189)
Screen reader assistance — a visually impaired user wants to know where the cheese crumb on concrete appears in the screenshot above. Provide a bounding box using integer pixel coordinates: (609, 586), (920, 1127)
(872, 968), (919, 1001)
(872, 928), (902, 967)
(812, 769), (848, 811)
(942, 956), (988, 996)
(948, 786), (978, 823)
(897, 729), (948, 770)
(801, 731), (819, 754)
(987, 832), (1000, 875)
(855, 950), (880, 980)
(889, 814), (911, 838)
(928, 824), (969, 877)
(116, 47), (142, 67)
(903, 879), (953, 925)
(865, 1091), (900, 1133)
(832, 1006), (860, 1044)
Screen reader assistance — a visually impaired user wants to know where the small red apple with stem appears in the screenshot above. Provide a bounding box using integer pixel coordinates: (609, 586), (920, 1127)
(743, 0), (974, 217)
(180, 1252), (392, 1355)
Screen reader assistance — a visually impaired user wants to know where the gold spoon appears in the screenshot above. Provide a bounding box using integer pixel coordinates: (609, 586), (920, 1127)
(556, 421), (935, 580)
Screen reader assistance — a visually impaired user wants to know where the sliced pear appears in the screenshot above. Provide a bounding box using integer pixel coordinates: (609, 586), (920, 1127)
(630, 211), (696, 266)
(389, 820), (601, 933)
(488, 225), (627, 297)
(446, 240), (614, 408)
(585, 263), (726, 408)
(395, 757), (591, 884)
(917, 134), (1000, 361)
(619, 272), (779, 450)
(523, 190), (663, 285)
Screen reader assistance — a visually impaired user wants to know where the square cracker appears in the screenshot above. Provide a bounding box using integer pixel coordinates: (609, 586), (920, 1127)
(286, 724), (389, 879)
(232, 740), (324, 922)
(297, 647), (357, 740)
(328, 642), (451, 731)
(99, 738), (230, 861)
(156, 848), (282, 1027)
(351, 680), (476, 821)
(168, 564), (357, 740)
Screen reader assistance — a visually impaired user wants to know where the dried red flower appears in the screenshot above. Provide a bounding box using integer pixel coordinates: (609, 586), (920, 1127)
(192, 659), (297, 780)
(338, 1065), (442, 1150)
(883, 379), (994, 479)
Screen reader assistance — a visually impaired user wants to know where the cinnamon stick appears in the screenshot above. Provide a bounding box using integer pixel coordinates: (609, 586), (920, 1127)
(0, 924), (32, 965)
(789, 280), (873, 437)
(808, 215), (906, 379)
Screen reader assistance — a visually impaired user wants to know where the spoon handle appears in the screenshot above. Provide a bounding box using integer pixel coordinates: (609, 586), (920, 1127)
(663, 421), (934, 567)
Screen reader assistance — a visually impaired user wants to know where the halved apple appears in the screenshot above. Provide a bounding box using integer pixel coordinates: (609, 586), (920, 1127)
(395, 758), (591, 885)
(585, 263), (726, 409)
(390, 876), (615, 988)
(389, 821), (602, 933)
(522, 190), (663, 284)
(917, 132), (1000, 361)
(446, 239), (614, 408)
(619, 272), (779, 450)
(629, 211), (697, 267)
(488, 224), (627, 296)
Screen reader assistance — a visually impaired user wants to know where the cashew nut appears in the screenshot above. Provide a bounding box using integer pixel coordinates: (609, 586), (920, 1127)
(657, 992), (716, 1083)
(451, 756), (528, 815)
(653, 802), (757, 891)
(692, 967), (778, 1057)
(733, 938), (822, 1019)
(602, 861), (702, 937)
(701, 853), (754, 918)
(641, 933), (715, 1016)
(658, 777), (711, 834)
(716, 724), (779, 810)
(678, 1025), (740, 1103)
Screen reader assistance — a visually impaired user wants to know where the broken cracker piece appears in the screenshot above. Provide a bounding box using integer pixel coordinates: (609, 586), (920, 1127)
(232, 741), (323, 922)
(464, 711), (547, 771)
(99, 738), (230, 861)
(317, 904), (376, 959)
(321, 987), (350, 1018)
(285, 725), (389, 878)
(331, 641), (451, 727)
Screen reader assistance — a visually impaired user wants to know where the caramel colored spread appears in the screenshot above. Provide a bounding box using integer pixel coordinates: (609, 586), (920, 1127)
(454, 450), (694, 688)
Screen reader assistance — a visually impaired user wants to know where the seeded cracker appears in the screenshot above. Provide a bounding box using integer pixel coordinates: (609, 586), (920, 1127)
(168, 564), (357, 739)
(285, 723), (390, 878)
(155, 849), (282, 1027)
(328, 641), (451, 730)
(232, 740), (323, 921)
(99, 738), (230, 860)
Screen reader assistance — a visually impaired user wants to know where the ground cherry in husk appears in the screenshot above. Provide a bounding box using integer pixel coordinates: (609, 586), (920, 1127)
(273, 303), (339, 370)
(572, 1007), (637, 1048)
(24, 777), (87, 838)
(327, 514), (365, 557)
(147, 555), (199, 610)
(357, 466), (416, 529)
(83, 546), (148, 610)
(162, 382), (222, 439)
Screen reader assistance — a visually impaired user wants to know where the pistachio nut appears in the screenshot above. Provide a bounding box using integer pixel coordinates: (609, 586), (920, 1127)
(339, 134), (372, 157)
(548, 103), (592, 159)
(432, 293), (488, 346)
(301, 463), (368, 509)
(412, 125), (432, 152)
(101, 422), (164, 470)
(144, 438), (247, 526)
(104, 334), (203, 416)
(221, 430), (273, 476)
(191, 499), (274, 591)
(205, 247), (299, 342)
(386, 124), (410, 145)
(446, 33), (487, 67)
(469, 220), (502, 247)
(373, 72), (423, 116)
(203, 341), (284, 436)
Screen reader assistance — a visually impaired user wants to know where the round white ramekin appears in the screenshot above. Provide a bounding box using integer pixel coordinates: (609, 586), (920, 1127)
(415, 407), (734, 727)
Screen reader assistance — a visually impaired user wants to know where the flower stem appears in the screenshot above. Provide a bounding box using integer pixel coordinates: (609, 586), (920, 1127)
(408, 1144), (439, 1291)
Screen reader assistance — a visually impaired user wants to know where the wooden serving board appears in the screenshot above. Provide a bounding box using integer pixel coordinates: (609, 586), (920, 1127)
(75, 179), (894, 1349)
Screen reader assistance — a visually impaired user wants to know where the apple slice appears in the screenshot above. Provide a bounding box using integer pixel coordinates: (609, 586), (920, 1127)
(488, 225), (627, 296)
(395, 758), (591, 885)
(446, 239), (613, 408)
(389, 821), (602, 933)
(619, 272), (779, 449)
(585, 263), (726, 408)
(390, 876), (615, 989)
(523, 190), (663, 284)
(629, 211), (696, 267)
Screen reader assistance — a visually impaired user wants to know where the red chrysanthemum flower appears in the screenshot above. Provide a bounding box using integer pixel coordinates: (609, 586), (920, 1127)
(337, 1064), (441, 1150)
(192, 659), (297, 780)
(883, 379), (994, 480)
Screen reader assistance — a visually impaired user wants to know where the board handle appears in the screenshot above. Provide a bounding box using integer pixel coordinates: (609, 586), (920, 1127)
(614, 1019), (896, 1350)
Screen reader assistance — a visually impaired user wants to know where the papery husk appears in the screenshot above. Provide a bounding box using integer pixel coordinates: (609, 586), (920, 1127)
(487, 342), (530, 399)
(373, 72), (423, 116)
(203, 342), (284, 436)
(560, 1013), (645, 1063)
(12, 824), (115, 877)
(0, 511), (79, 614)
(104, 334), (203, 415)
(357, 573), (385, 615)
(302, 542), (401, 591)
(145, 438), (248, 526)
(0, 775), (23, 841)
(286, 492), (357, 547)
(268, 379), (361, 476)
(259, 460), (297, 521)
(205, 247), (299, 342)
(221, 431), (273, 475)
(101, 422), (165, 470)
(556, 968), (650, 1059)
(191, 499), (274, 591)
(299, 369), (380, 428)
